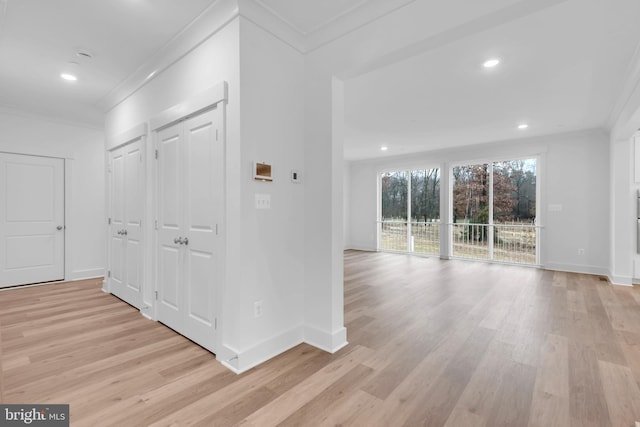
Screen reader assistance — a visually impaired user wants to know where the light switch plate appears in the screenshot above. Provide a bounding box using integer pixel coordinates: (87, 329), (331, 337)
(255, 194), (271, 209)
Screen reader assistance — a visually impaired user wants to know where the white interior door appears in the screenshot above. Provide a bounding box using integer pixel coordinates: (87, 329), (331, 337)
(157, 123), (183, 332)
(182, 109), (220, 351)
(0, 153), (64, 287)
(108, 140), (144, 308)
(109, 148), (125, 297)
(156, 107), (221, 353)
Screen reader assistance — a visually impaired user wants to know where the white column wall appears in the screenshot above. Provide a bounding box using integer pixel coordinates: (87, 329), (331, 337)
(302, 65), (347, 352)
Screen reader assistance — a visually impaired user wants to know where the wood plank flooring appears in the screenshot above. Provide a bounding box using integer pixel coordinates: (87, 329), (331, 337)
(2, 251), (640, 426)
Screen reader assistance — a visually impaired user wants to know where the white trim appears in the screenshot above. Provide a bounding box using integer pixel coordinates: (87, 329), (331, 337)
(610, 273), (633, 287)
(0, 105), (103, 131)
(304, 325), (348, 353)
(107, 123), (148, 151)
(69, 269), (105, 281)
(99, 0), (238, 114)
(251, 0), (368, 36)
(607, 37), (640, 130)
(218, 326), (304, 374)
(544, 262), (609, 277)
(344, 245), (376, 252)
(64, 158), (71, 282)
(149, 82), (227, 131)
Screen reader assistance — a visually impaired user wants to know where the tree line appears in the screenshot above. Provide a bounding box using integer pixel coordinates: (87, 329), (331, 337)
(381, 169), (440, 221)
(453, 160), (536, 224)
(381, 160), (536, 224)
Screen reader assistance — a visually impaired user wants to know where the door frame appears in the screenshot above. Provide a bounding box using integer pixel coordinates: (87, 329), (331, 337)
(0, 151), (68, 286)
(149, 81), (228, 354)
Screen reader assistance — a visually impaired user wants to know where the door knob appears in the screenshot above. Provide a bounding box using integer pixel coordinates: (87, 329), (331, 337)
(57, 225), (63, 231)
(123, 230), (128, 236)
(183, 237), (189, 246)
(174, 237), (182, 244)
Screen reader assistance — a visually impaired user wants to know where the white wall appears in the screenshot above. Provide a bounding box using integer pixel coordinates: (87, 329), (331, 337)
(346, 129), (610, 276)
(0, 109), (105, 280)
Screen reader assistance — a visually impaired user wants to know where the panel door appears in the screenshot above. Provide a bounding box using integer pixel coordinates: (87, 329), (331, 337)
(0, 153), (64, 287)
(155, 106), (220, 353)
(181, 108), (220, 351)
(109, 148), (125, 297)
(109, 140), (144, 308)
(121, 140), (143, 308)
(156, 123), (183, 333)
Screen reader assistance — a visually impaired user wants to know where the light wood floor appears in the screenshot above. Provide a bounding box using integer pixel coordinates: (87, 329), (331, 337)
(2, 251), (640, 426)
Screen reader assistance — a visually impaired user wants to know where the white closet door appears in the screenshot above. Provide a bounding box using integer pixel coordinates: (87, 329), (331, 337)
(182, 109), (220, 351)
(156, 107), (220, 353)
(156, 123), (183, 332)
(122, 141), (143, 307)
(0, 153), (64, 287)
(109, 148), (125, 297)
(108, 139), (143, 308)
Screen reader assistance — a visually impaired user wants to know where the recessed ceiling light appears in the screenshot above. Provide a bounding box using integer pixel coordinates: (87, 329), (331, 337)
(60, 73), (77, 81)
(518, 124), (529, 129)
(380, 146), (388, 151)
(483, 58), (500, 68)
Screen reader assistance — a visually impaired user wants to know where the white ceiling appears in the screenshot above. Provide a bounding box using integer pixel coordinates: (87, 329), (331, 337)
(0, 0), (639, 162)
(344, 0), (640, 160)
(0, 0), (217, 126)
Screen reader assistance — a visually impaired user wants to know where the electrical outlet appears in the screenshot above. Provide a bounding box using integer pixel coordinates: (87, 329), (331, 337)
(254, 300), (263, 318)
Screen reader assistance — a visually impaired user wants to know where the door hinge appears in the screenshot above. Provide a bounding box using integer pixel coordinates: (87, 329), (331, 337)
(108, 217), (111, 225)
(107, 270), (111, 278)
(155, 149), (158, 159)
(155, 291), (158, 300)
(215, 318), (217, 330)
(154, 220), (158, 230)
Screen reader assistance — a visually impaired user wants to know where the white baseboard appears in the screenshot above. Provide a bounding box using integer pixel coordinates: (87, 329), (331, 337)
(218, 326), (304, 375)
(611, 273), (633, 287)
(544, 262), (608, 277)
(69, 268), (105, 281)
(304, 325), (348, 353)
(344, 244), (376, 252)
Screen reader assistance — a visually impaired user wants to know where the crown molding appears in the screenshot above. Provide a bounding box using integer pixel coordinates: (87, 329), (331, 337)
(96, 0), (419, 113)
(241, 0), (416, 53)
(607, 37), (640, 135)
(237, 0), (307, 52)
(251, 0), (369, 36)
(0, 104), (104, 130)
(97, 0), (239, 115)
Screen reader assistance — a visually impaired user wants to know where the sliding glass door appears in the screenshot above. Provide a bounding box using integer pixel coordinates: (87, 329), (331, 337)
(451, 158), (537, 265)
(378, 159), (537, 265)
(379, 168), (440, 255)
